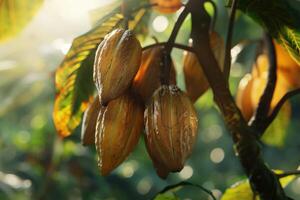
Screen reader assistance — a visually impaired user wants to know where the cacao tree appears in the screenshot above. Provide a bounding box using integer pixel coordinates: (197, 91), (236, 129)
(51, 0), (300, 199)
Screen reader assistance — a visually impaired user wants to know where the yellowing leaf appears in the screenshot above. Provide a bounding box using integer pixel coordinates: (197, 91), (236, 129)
(0, 0), (43, 42)
(53, 9), (124, 137)
(221, 170), (295, 200)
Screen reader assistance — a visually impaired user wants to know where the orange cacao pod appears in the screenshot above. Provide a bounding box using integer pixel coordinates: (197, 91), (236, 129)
(150, 0), (182, 14)
(183, 32), (224, 102)
(81, 96), (103, 145)
(95, 92), (144, 176)
(93, 28), (142, 105)
(144, 85), (198, 178)
(132, 46), (176, 104)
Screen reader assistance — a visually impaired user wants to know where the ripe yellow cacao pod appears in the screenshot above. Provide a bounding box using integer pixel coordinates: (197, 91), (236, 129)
(144, 85), (198, 178)
(150, 0), (182, 14)
(132, 46), (176, 104)
(183, 31), (224, 103)
(81, 96), (103, 145)
(95, 92), (144, 176)
(93, 28), (142, 105)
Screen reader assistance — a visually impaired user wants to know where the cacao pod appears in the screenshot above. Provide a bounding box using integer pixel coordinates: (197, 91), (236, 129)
(95, 92), (144, 176)
(144, 85), (198, 178)
(183, 31), (224, 102)
(93, 28), (142, 105)
(150, 0), (182, 14)
(236, 74), (254, 121)
(132, 46), (176, 104)
(81, 96), (103, 145)
(236, 54), (290, 120)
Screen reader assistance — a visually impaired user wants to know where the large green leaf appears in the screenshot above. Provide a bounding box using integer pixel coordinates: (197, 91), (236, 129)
(221, 170), (296, 200)
(0, 0), (44, 42)
(53, 8), (124, 137)
(238, 0), (300, 64)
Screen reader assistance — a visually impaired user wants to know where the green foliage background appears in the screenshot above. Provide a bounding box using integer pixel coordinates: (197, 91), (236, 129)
(0, 0), (299, 199)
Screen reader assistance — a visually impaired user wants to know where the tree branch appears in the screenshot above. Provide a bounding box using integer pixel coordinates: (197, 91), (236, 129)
(143, 42), (195, 53)
(223, 0), (238, 82)
(278, 170), (300, 178)
(187, 0), (289, 199)
(260, 88), (300, 132)
(250, 33), (277, 134)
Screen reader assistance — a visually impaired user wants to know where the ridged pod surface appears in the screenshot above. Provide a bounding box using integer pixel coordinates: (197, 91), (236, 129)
(132, 46), (176, 104)
(81, 96), (103, 145)
(95, 92), (144, 176)
(150, 0), (182, 14)
(144, 85), (198, 178)
(93, 28), (142, 105)
(183, 31), (224, 102)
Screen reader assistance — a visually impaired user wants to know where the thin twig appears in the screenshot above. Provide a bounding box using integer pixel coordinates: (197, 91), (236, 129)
(143, 42), (195, 53)
(165, 8), (190, 54)
(223, 0), (238, 82)
(277, 170), (300, 178)
(152, 181), (216, 200)
(250, 33), (277, 135)
(260, 88), (300, 132)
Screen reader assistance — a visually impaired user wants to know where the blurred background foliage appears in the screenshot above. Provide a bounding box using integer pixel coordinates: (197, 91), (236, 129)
(0, 0), (299, 199)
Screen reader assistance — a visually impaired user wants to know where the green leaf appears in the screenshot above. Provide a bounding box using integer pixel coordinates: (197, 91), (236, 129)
(221, 170), (296, 200)
(53, 8), (124, 137)
(238, 0), (300, 64)
(262, 103), (291, 147)
(154, 193), (180, 200)
(0, 0), (44, 42)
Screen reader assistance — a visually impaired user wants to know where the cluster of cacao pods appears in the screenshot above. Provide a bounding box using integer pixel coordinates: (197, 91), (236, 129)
(236, 41), (300, 121)
(81, 25), (225, 178)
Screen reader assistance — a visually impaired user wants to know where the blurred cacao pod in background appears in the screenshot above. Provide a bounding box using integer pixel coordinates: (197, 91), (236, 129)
(95, 92), (144, 176)
(93, 28), (142, 105)
(132, 46), (176, 104)
(144, 85), (198, 178)
(81, 96), (103, 146)
(236, 54), (291, 121)
(236, 74), (254, 121)
(251, 54), (289, 110)
(183, 31), (224, 103)
(150, 0), (182, 14)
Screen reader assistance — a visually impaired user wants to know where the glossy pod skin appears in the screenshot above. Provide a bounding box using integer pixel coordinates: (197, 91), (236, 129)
(81, 96), (103, 145)
(150, 0), (182, 14)
(183, 31), (224, 103)
(93, 28), (142, 105)
(132, 46), (176, 104)
(144, 85), (198, 178)
(95, 92), (144, 176)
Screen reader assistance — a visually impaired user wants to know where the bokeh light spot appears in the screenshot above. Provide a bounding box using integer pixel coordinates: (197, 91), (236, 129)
(210, 148), (225, 164)
(152, 16), (169, 32)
